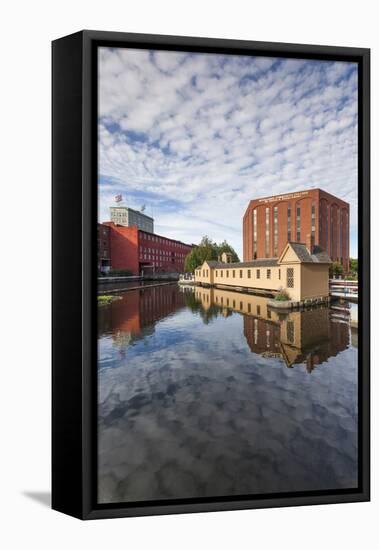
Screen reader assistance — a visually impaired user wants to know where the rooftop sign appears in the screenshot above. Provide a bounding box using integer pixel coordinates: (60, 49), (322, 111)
(258, 191), (309, 204)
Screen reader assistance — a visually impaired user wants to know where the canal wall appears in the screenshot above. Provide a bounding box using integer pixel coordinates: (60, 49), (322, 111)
(98, 272), (180, 284)
(268, 295), (330, 310)
(98, 281), (179, 294)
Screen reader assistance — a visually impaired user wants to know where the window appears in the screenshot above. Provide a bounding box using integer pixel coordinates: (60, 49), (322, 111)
(253, 209), (257, 259)
(226, 270), (229, 278)
(248, 303), (251, 313)
(233, 300), (235, 308)
(265, 207), (270, 257)
(240, 301), (243, 310)
(279, 268), (281, 280)
(324, 203), (329, 253)
(311, 201), (316, 242)
(267, 269), (271, 279)
(287, 320), (294, 343)
(273, 206), (278, 256)
(296, 204), (301, 242)
(257, 269), (260, 279)
(267, 309), (271, 319)
(216, 270), (218, 277)
(232, 270), (235, 278)
(240, 270), (243, 278)
(203, 270), (205, 277)
(247, 270), (251, 278)
(257, 305), (261, 316)
(287, 267), (294, 288)
(220, 270), (223, 278)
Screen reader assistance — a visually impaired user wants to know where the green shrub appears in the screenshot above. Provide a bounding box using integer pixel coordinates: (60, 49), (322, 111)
(275, 289), (290, 301)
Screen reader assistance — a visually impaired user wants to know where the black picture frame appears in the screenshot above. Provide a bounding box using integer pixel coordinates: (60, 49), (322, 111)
(52, 30), (370, 520)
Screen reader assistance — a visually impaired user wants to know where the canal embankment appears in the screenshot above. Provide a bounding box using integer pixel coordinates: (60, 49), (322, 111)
(98, 279), (179, 294)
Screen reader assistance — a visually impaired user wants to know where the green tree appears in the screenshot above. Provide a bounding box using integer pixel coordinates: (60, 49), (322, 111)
(216, 240), (240, 263)
(329, 261), (344, 278)
(184, 236), (240, 273)
(350, 258), (358, 274)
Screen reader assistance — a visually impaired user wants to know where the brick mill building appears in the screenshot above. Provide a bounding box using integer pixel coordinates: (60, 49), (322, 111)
(103, 222), (193, 276)
(243, 189), (350, 271)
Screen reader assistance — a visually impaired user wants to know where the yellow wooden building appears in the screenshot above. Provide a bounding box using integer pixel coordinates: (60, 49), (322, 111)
(194, 242), (331, 302)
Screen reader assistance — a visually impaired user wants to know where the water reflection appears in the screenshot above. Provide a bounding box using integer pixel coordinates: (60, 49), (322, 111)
(98, 284), (358, 504)
(193, 286), (352, 371)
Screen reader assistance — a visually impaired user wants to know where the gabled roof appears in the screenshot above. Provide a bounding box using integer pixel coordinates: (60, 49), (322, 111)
(309, 245), (332, 263)
(199, 242), (331, 271)
(201, 258), (278, 269)
(280, 242), (331, 264)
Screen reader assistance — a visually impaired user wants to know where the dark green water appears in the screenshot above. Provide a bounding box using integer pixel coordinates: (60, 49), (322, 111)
(97, 284), (358, 504)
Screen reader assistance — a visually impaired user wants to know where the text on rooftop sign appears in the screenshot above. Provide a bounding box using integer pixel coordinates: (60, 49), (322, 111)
(258, 191), (309, 204)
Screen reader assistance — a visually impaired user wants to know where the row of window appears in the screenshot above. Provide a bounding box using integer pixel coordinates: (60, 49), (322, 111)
(143, 260), (178, 267)
(252, 200), (317, 254)
(215, 268), (275, 280)
(141, 255), (178, 263)
(196, 267), (295, 288)
(197, 267), (277, 280)
(140, 247), (186, 258)
(140, 233), (189, 249)
(196, 293), (293, 327)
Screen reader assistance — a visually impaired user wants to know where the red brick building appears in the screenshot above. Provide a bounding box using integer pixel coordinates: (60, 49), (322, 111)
(97, 223), (111, 273)
(104, 222), (193, 275)
(243, 188), (350, 271)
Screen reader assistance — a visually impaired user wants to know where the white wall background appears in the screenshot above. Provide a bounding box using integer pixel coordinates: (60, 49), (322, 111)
(1, 1), (376, 548)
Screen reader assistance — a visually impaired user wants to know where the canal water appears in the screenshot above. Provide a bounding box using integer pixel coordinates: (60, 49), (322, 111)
(97, 283), (358, 504)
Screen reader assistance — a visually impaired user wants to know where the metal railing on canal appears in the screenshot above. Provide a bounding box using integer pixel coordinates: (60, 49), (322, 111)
(329, 279), (358, 301)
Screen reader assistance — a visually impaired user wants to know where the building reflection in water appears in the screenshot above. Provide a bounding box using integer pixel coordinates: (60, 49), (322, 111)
(97, 283), (357, 504)
(98, 285), (187, 354)
(193, 286), (352, 372)
(98, 284), (353, 372)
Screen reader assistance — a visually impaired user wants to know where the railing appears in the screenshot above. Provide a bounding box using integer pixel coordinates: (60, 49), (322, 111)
(329, 279), (358, 298)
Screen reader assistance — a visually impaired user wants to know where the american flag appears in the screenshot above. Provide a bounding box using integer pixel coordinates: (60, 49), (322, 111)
(115, 194), (122, 203)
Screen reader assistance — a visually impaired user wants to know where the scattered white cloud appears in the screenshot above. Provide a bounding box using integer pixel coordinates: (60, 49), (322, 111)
(98, 48), (358, 257)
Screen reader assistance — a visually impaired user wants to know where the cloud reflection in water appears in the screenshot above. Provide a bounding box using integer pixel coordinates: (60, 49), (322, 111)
(97, 285), (358, 504)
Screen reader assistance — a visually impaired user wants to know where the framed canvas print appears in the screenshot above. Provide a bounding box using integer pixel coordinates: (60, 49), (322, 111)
(52, 30), (370, 519)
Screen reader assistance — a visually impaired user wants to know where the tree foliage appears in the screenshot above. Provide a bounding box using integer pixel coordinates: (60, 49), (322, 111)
(329, 261), (344, 278)
(184, 236), (240, 273)
(349, 258), (358, 274)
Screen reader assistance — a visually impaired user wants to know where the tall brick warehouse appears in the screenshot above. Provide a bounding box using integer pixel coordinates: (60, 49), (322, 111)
(243, 189), (350, 270)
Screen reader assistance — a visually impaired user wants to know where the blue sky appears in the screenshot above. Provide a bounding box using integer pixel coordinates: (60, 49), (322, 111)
(98, 48), (358, 258)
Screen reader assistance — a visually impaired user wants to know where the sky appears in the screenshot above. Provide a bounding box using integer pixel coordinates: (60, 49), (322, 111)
(98, 47), (358, 258)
